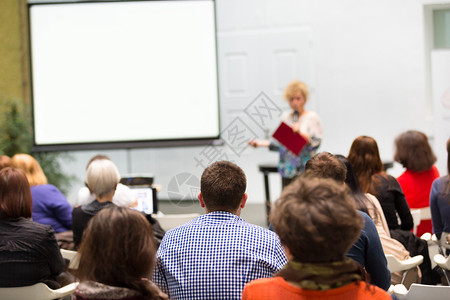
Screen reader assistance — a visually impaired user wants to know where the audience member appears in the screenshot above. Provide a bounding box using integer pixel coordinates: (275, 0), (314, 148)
(304, 152), (391, 290)
(430, 138), (450, 254)
(395, 130), (440, 236)
(77, 154), (137, 207)
(348, 136), (414, 232)
(0, 155), (11, 170)
(242, 176), (393, 300)
(11, 153), (73, 233)
(336, 155), (420, 286)
(75, 206), (168, 300)
(72, 159), (119, 248)
(348, 137), (434, 284)
(0, 167), (65, 288)
(153, 161), (287, 299)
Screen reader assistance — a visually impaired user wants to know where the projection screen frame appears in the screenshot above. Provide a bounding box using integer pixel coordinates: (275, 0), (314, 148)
(28, 0), (221, 152)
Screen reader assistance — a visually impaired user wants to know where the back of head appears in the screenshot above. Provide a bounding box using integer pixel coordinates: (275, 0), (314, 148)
(11, 153), (47, 186)
(284, 80), (309, 101)
(200, 161), (246, 212)
(85, 159), (120, 198)
(0, 167), (32, 219)
(271, 176), (363, 262)
(77, 206), (156, 294)
(0, 155), (11, 170)
(394, 130), (436, 171)
(347, 136), (383, 193)
(304, 152), (347, 183)
(86, 154), (110, 170)
(335, 154), (371, 215)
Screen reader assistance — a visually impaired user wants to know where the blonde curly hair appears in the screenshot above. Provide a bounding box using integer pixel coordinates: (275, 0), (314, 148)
(283, 80), (309, 102)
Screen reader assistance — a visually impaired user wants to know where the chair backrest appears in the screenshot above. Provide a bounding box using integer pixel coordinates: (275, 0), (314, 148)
(0, 282), (78, 300)
(434, 254), (450, 270)
(410, 209), (421, 235)
(411, 207), (431, 235)
(153, 213), (200, 231)
(394, 283), (450, 300)
(440, 232), (450, 250)
(61, 248), (80, 269)
(385, 254), (423, 273)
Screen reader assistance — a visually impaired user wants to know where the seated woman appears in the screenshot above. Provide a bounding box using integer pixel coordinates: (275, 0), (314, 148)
(348, 136), (414, 232)
(242, 177), (392, 299)
(348, 136), (433, 284)
(72, 158), (120, 248)
(395, 130), (440, 236)
(74, 206), (168, 300)
(430, 138), (450, 254)
(11, 153), (72, 233)
(336, 155), (420, 286)
(0, 167), (65, 288)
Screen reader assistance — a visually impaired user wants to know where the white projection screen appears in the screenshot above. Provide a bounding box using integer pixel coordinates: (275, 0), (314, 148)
(28, 0), (220, 150)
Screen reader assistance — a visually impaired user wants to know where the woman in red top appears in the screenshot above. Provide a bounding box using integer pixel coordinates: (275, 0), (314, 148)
(394, 130), (440, 237)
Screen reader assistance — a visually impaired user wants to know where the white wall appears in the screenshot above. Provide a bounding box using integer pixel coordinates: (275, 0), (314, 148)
(59, 0), (450, 207)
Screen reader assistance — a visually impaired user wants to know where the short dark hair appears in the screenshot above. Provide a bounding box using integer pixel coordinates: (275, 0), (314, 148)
(0, 167), (32, 219)
(304, 152), (347, 183)
(270, 176), (363, 262)
(77, 206), (158, 297)
(394, 130), (436, 172)
(200, 161), (246, 212)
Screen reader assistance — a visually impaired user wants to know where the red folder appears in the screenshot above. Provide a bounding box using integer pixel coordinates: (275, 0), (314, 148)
(272, 122), (307, 156)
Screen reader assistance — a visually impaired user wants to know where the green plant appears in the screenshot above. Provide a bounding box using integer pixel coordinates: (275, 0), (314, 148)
(0, 95), (32, 155)
(0, 94), (75, 194)
(34, 151), (77, 195)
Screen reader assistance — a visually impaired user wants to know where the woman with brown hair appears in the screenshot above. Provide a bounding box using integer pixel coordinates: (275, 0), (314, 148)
(395, 130), (440, 236)
(0, 167), (65, 288)
(74, 206), (168, 300)
(336, 155), (420, 286)
(348, 136), (414, 232)
(430, 138), (450, 249)
(11, 153), (73, 233)
(348, 136), (435, 284)
(242, 177), (392, 299)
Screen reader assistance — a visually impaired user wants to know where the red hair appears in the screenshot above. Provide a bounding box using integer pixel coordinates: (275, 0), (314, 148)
(0, 167), (32, 219)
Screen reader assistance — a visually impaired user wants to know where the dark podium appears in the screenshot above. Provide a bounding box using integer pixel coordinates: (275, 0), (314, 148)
(258, 164), (278, 226)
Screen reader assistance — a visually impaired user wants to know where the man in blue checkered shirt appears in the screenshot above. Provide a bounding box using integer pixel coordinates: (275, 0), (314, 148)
(153, 161), (287, 300)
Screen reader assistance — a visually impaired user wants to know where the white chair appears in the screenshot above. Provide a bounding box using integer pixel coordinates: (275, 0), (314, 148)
(152, 213), (200, 231)
(420, 233), (441, 269)
(433, 254), (450, 285)
(393, 283), (450, 300)
(411, 207), (431, 235)
(60, 248), (80, 270)
(385, 254), (423, 284)
(438, 232), (450, 253)
(0, 282), (78, 300)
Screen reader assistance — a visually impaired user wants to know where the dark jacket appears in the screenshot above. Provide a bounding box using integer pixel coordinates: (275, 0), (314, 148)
(0, 217), (65, 288)
(72, 200), (115, 249)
